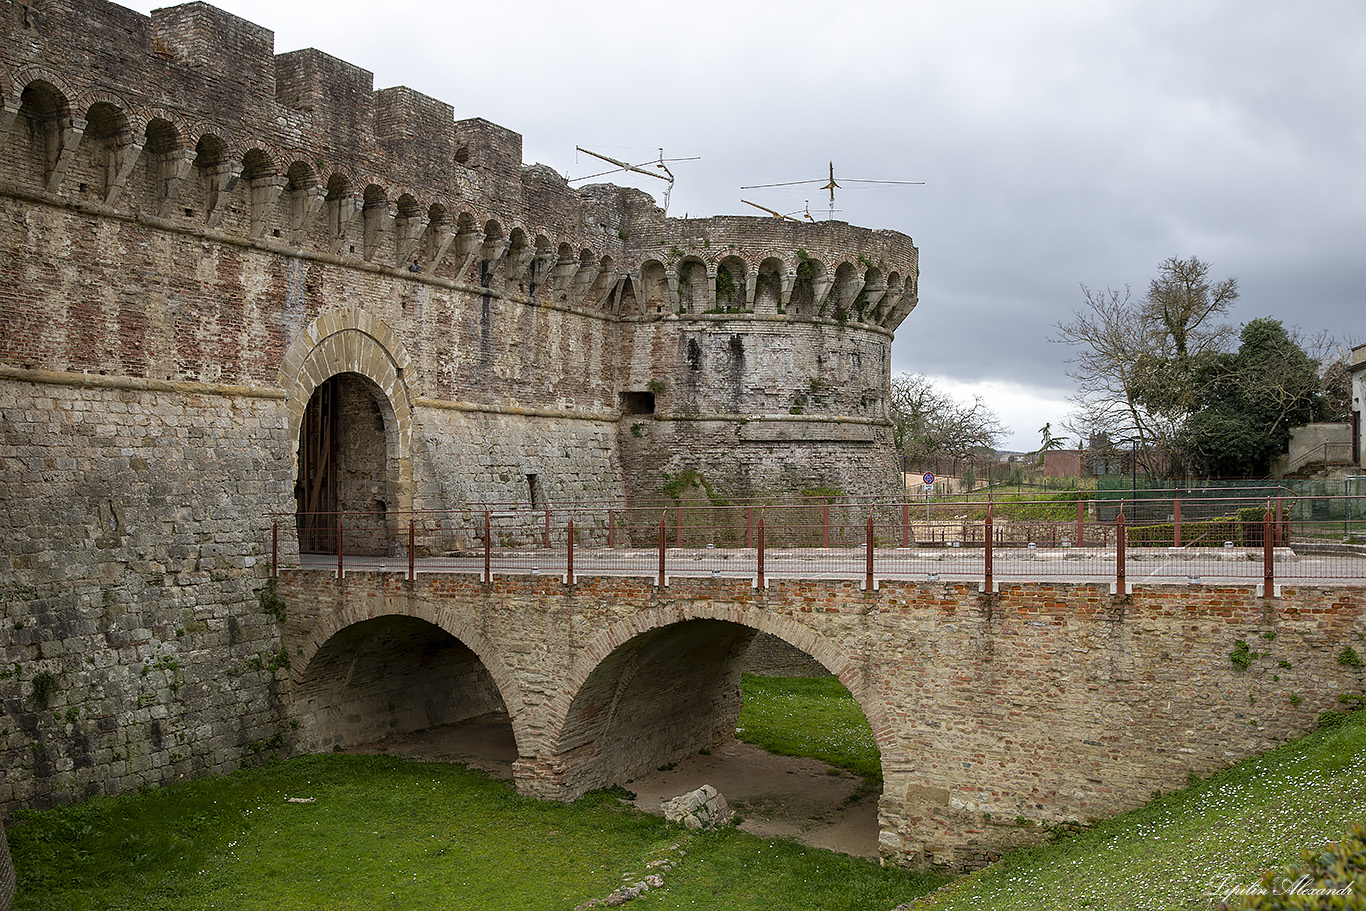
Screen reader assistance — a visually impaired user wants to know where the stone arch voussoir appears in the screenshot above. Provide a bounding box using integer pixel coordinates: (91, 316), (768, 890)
(280, 307), (415, 512)
(548, 601), (895, 758)
(75, 87), (134, 126)
(293, 599), (529, 755)
(12, 66), (79, 109)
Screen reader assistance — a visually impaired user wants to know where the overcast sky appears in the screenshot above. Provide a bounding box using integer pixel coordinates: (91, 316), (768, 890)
(124, 0), (1365, 451)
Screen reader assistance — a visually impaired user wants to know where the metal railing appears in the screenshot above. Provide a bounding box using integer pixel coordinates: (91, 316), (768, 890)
(266, 492), (1366, 591)
(1287, 441), (1358, 474)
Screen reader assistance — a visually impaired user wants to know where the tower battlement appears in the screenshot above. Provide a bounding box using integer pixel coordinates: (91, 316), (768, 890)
(0, 0), (917, 328)
(0, 0), (933, 832)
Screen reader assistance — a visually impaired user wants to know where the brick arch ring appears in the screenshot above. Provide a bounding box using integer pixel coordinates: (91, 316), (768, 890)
(545, 602), (897, 759)
(291, 598), (532, 757)
(279, 306), (416, 513)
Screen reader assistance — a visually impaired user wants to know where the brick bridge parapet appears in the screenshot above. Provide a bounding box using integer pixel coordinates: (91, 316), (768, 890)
(275, 569), (1366, 870)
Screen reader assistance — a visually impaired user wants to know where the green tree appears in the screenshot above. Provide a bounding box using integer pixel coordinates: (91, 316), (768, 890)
(1144, 255), (1238, 358)
(1033, 422), (1066, 465)
(1178, 319), (1327, 477)
(1053, 256), (1239, 477)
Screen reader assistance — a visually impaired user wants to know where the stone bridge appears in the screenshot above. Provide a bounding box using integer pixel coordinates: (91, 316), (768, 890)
(275, 567), (1366, 870)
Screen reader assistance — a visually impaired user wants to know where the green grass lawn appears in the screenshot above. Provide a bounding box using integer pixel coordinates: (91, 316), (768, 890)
(6, 751), (944, 911)
(908, 710), (1366, 910)
(736, 673), (882, 784)
(9, 677), (1366, 910)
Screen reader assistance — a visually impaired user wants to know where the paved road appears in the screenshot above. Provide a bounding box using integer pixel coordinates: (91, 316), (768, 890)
(293, 545), (1366, 587)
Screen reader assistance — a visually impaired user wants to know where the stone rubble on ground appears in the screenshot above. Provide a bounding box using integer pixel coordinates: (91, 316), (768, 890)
(573, 843), (687, 909)
(661, 784), (733, 831)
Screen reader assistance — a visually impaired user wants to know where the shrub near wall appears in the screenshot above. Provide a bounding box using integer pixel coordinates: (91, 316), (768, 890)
(1, 820), (13, 911)
(1128, 517), (1240, 548)
(1127, 511), (1291, 548)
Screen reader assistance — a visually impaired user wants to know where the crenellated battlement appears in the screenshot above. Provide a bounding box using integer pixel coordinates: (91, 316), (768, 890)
(0, 0), (926, 825)
(0, 0), (917, 330)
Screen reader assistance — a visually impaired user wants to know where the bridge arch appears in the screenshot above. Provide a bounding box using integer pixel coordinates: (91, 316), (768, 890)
(291, 600), (529, 758)
(537, 602), (894, 800)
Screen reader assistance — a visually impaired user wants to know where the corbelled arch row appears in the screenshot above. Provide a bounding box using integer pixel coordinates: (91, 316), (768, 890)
(515, 602), (903, 856)
(279, 307), (415, 558)
(0, 66), (625, 310)
(624, 249), (917, 330)
(1, 63), (919, 331)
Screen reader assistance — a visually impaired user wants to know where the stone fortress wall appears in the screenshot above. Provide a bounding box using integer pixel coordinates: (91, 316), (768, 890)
(0, 0), (918, 814)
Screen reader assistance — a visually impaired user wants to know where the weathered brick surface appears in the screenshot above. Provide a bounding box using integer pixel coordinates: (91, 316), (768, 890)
(276, 572), (1366, 870)
(2, 0), (1361, 880)
(0, 0), (922, 823)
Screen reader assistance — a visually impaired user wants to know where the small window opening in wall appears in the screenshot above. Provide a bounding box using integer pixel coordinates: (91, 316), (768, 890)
(621, 391), (655, 415)
(183, 208), (193, 216)
(527, 473), (543, 509)
(272, 229), (281, 237)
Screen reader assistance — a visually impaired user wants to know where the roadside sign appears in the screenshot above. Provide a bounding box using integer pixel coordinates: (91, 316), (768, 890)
(922, 472), (935, 486)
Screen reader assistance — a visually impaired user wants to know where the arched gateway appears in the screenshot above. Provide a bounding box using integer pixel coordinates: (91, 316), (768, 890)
(280, 308), (414, 555)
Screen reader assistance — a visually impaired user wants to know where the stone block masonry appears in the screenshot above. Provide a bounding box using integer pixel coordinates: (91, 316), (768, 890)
(0, 375), (292, 809)
(275, 571), (1366, 870)
(0, 0), (920, 821)
(1, 0), (1360, 879)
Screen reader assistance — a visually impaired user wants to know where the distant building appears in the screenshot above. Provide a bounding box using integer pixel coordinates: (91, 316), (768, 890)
(1041, 449), (1086, 479)
(1275, 342), (1366, 477)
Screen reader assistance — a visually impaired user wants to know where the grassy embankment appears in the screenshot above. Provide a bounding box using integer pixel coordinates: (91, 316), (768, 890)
(6, 674), (934, 911)
(906, 708), (1366, 910)
(9, 676), (1366, 910)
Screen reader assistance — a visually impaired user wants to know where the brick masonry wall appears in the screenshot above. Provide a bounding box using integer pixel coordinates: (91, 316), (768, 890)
(0, 0), (921, 828)
(744, 632), (829, 676)
(274, 571), (1366, 870)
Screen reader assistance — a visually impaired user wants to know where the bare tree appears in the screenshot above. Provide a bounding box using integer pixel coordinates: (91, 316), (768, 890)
(889, 373), (1007, 464)
(1144, 255), (1238, 357)
(1052, 256), (1239, 478)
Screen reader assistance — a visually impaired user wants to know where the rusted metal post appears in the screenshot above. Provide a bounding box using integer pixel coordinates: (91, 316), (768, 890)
(657, 516), (667, 587)
(902, 501), (910, 548)
(544, 508), (551, 549)
(483, 510), (491, 584)
(608, 508), (615, 549)
(566, 519), (575, 586)
(821, 503), (830, 548)
(408, 519), (415, 582)
(865, 514), (875, 591)
(271, 521), (278, 578)
(1116, 504), (1127, 593)
(756, 515), (765, 588)
(984, 505), (993, 592)
(1173, 497), (1182, 548)
(1075, 499), (1084, 548)
(337, 515), (344, 579)
(1263, 505), (1275, 594)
